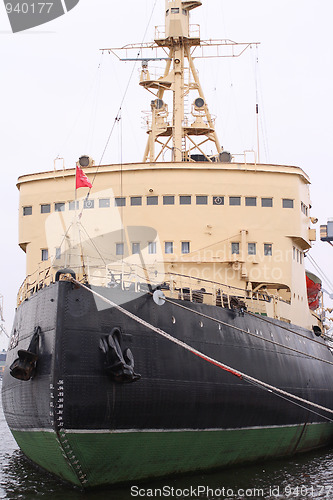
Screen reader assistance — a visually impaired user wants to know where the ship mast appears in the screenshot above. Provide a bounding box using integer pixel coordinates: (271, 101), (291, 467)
(104, 0), (257, 163)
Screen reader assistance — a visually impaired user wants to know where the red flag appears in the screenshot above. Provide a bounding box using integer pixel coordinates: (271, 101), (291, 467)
(76, 165), (92, 189)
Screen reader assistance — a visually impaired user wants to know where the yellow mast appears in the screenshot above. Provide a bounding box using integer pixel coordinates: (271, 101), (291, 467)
(105, 0), (256, 163)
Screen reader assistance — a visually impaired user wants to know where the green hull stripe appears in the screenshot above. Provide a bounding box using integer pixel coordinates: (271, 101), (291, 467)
(12, 423), (333, 488)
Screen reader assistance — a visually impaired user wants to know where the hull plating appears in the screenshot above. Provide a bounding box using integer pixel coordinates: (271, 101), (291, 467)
(2, 281), (333, 487)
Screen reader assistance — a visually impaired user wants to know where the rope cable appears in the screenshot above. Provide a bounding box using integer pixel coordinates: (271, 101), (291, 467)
(70, 278), (333, 419)
(89, 0), (159, 190)
(158, 296), (333, 367)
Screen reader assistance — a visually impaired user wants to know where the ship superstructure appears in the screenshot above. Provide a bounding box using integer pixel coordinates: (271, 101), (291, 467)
(2, 0), (333, 489)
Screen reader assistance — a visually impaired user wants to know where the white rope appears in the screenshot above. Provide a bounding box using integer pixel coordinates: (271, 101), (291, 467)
(161, 296), (333, 368)
(71, 279), (333, 418)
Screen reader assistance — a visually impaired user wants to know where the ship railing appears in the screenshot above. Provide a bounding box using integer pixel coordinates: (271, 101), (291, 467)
(154, 24), (200, 41)
(17, 263), (54, 305)
(17, 263), (289, 321)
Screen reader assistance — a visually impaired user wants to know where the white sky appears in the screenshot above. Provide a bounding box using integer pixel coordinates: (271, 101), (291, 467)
(0, 0), (333, 349)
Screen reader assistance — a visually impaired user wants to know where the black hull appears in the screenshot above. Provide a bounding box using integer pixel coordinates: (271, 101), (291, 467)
(2, 280), (333, 486)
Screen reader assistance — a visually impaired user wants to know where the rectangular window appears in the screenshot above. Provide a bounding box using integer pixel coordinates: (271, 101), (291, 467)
(165, 241), (173, 254)
(148, 241), (156, 254)
(196, 196), (208, 205)
(41, 204), (50, 214)
(300, 252), (303, 264)
(163, 195), (174, 205)
(166, 8), (169, 15)
(41, 249), (49, 261)
(182, 8), (187, 15)
(264, 243), (272, 256)
(297, 249), (299, 262)
(131, 196), (142, 206)
(132, 243), (140, 254)
(229, 196), (241, 206)
(99, 198), (110, 208)
(55, 247), (61, 260)
(213, 196), (224, 206)
(69, 201), (79, 210)
(245, 197), (257, 207)
(116, 243), (124, 256)
(55, 203), (65, 212)
(23, 206), (32, 216)
(181, 242), (190, 254)
(261, 198), (273, 207)
(171, 7), (179, 13)
(293, 246), (296, 260)
(248, 243), (256, 255)
(115, 197), (126, 207)
(231, 242), (240, 255)
(147, 196), (158, 205)
(180, 195), (191, 205)
(283, 199), (294, 208)
(83, 199), (94, 209)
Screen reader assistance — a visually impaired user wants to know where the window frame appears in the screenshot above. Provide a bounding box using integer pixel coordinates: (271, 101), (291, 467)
(231, 242), (240, 255)
(229, 196), (241, 206)
(165, 241), (174, 254)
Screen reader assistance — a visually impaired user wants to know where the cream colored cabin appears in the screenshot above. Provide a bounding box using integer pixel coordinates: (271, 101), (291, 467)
(17, 159), (319, 330)
(15, 0), (321, 332)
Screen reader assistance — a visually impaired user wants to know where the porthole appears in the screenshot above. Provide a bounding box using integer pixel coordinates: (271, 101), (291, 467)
(172, 316), (176, 324)
(199, 321), (204, 328)
(218, 324), (222, 331)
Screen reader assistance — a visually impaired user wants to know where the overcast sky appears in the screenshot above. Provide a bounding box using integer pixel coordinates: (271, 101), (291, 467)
(1, 0), (333, 349)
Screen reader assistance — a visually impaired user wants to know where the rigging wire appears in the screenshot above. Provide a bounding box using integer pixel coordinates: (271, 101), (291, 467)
(88, 0), (159, 191)
(70, 278), (333, 422)
(56, 51), (104, 159)
(306, 253), (333, 293)
(158, 295), (333, 368)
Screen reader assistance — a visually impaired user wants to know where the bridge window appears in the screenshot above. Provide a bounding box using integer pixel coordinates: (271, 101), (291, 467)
(231, 242), (239, 255)
(55, 203), (65, 212)
(148, 242), (156, 254)
(165, 241), (173, 254)
(283, 199), (294, 208)
(261, 198), (273, 207)
(163, 195), (174, 205)
(264, 243), (272, 256)
(115, 197), (126, 207)
(41, 249), (49, 261)
(248, 243), (256, 255)
(171, 8), (179, 13)
(132, 243), (140, 255)
(147, 196), (158, 205)
(69, 201), (79, 210)
(116, 243), (124, 256)
(41, 204), (50, 214)
(229, 196), (241, 206)
(180, 195), (191, 205)
(245, 197), (257, 206)
(131, 196), (142, 206)
(196, 195), (207, 205)
(99, 198), (110, 208)
(182, 242), (190, 254)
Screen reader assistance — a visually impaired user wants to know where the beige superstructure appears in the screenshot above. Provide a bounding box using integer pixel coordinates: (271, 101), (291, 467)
(16, 0), (321, 332)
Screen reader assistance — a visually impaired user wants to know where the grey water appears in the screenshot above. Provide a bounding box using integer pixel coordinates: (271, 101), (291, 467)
(1, 380), (333, 500)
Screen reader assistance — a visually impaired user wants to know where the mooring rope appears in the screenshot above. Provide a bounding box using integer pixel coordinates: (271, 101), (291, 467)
(70, 279), (333, 419)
